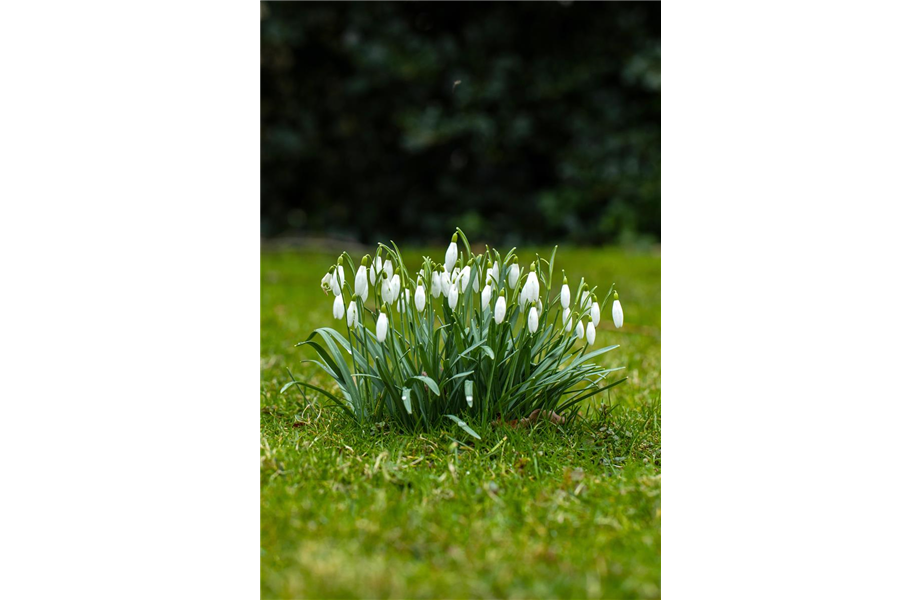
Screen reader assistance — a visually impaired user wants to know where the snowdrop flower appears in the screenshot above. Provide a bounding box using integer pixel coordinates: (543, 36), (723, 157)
(494, 290), (507, 324)
(611, 291), (624, 328)
(586, 321), (596, 345)
(522, 263), (540, 305)
(369, 256), (383, 285)
(397, 289), (411, 313)
(333, 294), (345, 320)
(430, 267), (442, 298)
(383, 259), (394, 280)
(590, 294), (600, 327)
(380, 273), (392, 304)
(440, 268), (451, 294)
(472, 265), (480, 293)
(481, 284), (492, 311)
(508, 257), (520, 289)
(560, 275), (570, 309)
(390, 273), (401, 303)
(376, 307), (388, 342)
(448, 283), (459, 310)
(491, 260), (500, 286)
(354, 256), (369, 302)
(575, 320), (585, 339)
(527, 304), (539, 334)
(563, 307), (573, 332)
(346, 298), (358, 328)
(414, 281), (426, 311)
(331, 262), (345, 297)
(459, 263), (472, 292)
(486, 260), (495, 285)
(444, 232), (458, 272)
(320, 267), (334, 294)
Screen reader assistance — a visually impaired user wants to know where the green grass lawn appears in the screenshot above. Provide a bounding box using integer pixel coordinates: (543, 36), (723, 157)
(261, 245), (661, 599)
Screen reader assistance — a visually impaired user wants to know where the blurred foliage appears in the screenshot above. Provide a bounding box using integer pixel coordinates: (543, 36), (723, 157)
(261, 2), (660, 245)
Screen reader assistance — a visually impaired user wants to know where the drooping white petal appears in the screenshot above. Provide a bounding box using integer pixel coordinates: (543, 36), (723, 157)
(415, 284), (426, 311)
(440, 269), (451, 293)
(491, 262), (500, 285)
(431, 272), (441, 298)
(369, 257), (382, 285)
(612, 299), (624, 328)
(333, 294), (345, 320)
(354, 266), (367, 299)
(575, 320), (585, 339)
(527, 306), (539, 333)
(481, 284), (492, 311)
(346, 300), (357, 328)
(383, 259), (394, 279)
(561, 284), (570, 309)
(523, 271), (540, 304)
(472, 269), (480, 293)
(591, 302), (600, 327)
(494, 296), (506, 324)
(448, 284), (459, 309)
(390, 274), (401, 301)
(331, 265), (345, 296)
(444, 241), (458, 272)
(321, 272), (332, 293)
(508, 264), (520, 289)
(586, 322), (596, 345)
(376, 312), (388, 342)
(459, 266), (471, 292)
(563, 307), (573, 332)
(581, 291), (591, 309)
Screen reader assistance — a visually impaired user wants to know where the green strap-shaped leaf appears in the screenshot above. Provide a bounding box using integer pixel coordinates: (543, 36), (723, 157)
(446, 414), (481, 440)
(401, 387), (412, 414)
(408, 375), (441, 396)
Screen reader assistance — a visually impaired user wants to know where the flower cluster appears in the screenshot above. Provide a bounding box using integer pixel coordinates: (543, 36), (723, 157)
(297, 228), (626, 435)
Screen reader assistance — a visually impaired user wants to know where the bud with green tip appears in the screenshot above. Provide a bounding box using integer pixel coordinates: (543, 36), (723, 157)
(376, 306), (389, 342)
(611, 291), (624, 328)
(590, 293), (600, 326)
(494, 289), (507, 324)
(444, 232), (459, 272)
(508, 256), (520, 289)
(560, 274), (570, 309)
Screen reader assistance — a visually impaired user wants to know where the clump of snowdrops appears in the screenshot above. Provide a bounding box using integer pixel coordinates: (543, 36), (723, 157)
(290, 228), (626, 438)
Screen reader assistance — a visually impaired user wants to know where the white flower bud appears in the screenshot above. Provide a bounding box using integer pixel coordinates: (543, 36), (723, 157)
(369, 257), (382, 285)
(527, 305), (539, 333)
(346, 300), (357, 328)
(376, 311), (388, 342)
(459, 265), (471, 292)
(494, 295), (507, 324)
(430, 271), (442, 298)
(354, 266), (367, 301)
(481, 284), (492, 311)
(612, 297), (624, 328)
(444, 235), (458, 272)
(591, 301), (600, 327)
(508, 262), (520, 289)
(383, 259), (394, 280)
(563, 307), (573, 332)
(331, 265), (345, 296)
(333, 294), (345, 320)
(448, 284), (459, 310)
(575, 320), (585, 339)
(560, 283), (570, 309)
(415, 284), (426, 311)
(586, 321), (596, 345)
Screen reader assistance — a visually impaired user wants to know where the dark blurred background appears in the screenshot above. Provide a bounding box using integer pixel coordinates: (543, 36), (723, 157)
(261, 2), (660, 246)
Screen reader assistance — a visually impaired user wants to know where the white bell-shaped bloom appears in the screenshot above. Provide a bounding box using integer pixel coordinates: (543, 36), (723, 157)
(590, 296), (600, 327)
(430, 270), (442, 298)
(346, 300), (358, 328)
(376, 309), (388, 342)
(415, 283), (426, 311)
(481, 284), (492, 311)
(581, 291), (591, 309)
(560, 279), (570, 309)
(508, 260), (520, 289)
(397, 289), (412, 313)
(459, 265), (471, 292)
(383, 259), (394, 280)
(472, 268), (480, 293)
(444, 233), (458, 272)
(321, 269), (333, 294)
(369, 257), (382, 285)
(575, 320), (585, 339)
(440, 269), (451, 294)
(586, 322), (596, 345)
(522, 267), (540, 305)
(563, 307), (573, 332)
(490, 261), (500, 285)
(390, 274), (401, 303)
(612, 293), (624, 328)
(331, 265), (345, 296)
(354, 265), (368, 301)
(527, 305), (539, 334)
(380, 274), (392, 304)
(448, 283), (459, 310)
(494, 294), (507, 324)
(333, 294), (345, 320)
